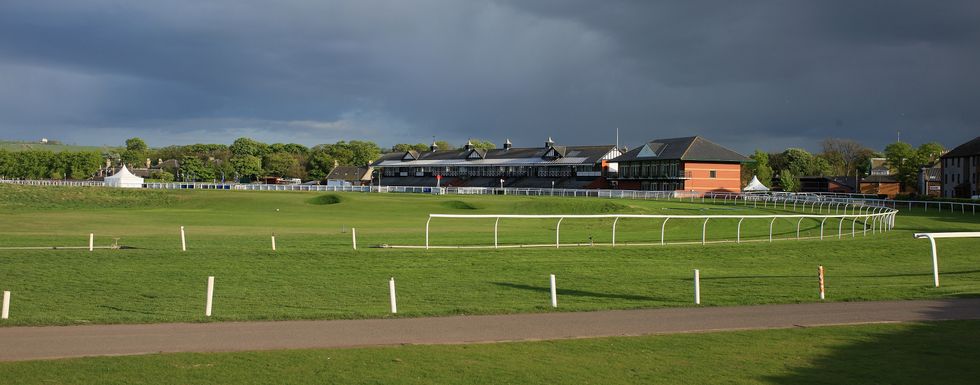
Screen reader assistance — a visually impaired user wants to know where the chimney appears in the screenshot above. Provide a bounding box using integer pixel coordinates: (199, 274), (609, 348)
(545, 136), (555, 148)
(463, 140), (473, 151)
(430, 140), (438, 152)
(503, 138), (512, 150)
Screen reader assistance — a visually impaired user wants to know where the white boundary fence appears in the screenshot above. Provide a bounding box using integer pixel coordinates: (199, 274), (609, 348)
(422, 203), (898, 249)
(913, 232), (980, 288)
(4, 179), (976, 214)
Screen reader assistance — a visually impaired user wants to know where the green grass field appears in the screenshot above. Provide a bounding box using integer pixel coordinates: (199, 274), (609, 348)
(0, 185), (978, 326)
(1, 320), (977, 384)
(0, 140), (119, 153)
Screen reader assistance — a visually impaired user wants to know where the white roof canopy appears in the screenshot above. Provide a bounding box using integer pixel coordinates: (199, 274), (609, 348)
(104, 165), (144, 188)
(743, 175), (770, 191)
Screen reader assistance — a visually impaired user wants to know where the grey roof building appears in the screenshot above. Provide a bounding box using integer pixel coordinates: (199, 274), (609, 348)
(371, 138), (622, 188)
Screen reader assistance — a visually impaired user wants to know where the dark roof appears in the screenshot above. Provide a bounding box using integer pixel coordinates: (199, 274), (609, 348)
(372, 144), (617, 166)
(921, 167), (941, 181)
(326, 166), (372, 181)
(861, 174), (899, 183)
(800, 175), (858, 189)
(941, 136), (980, 158)
(611, 136), (748, 163)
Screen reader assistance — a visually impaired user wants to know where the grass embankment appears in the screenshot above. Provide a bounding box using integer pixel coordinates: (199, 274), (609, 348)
(1, 320), (977, 384)
(0, 185), (977, 326)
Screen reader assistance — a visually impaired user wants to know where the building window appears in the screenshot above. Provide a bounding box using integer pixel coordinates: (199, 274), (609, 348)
(709, 170), (717, 178)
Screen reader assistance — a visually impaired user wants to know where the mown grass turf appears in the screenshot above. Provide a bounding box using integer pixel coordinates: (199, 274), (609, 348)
(1, 320), (977, 384)
(0, 185), (977, 326)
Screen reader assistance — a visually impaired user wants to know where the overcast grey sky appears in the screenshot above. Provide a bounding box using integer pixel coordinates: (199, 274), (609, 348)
(1, 0), (977, 153)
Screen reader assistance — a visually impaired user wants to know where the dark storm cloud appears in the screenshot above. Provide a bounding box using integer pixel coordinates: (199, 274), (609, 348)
(0, 0), (977, 152)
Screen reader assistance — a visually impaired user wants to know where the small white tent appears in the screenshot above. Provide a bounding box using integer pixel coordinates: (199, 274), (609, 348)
(743, 175), (770, 192)
(104, 165), (144, 188)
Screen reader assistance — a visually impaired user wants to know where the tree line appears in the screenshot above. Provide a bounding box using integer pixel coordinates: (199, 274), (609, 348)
(0, 137), (500, 182)
(743, 138), (945, 191)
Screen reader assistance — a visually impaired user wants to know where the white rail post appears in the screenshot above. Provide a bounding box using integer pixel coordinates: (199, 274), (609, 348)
(180, 226), (187, 252)
(737, 218), (744, 243)
(205, 276), (214, 317)
(701, 218), (709, 245)
(389, 277), (398, 313)
(611, 217), (620, 247)
(851, 218), (857, 238)
(694, 269), (701, 305)
(425, 217), (431, 250)
(1, 291), (9, 319)
(352, 228), (357, 250)
(89, 233), (94, 252)
(555, 217), (564, 248)
(550, 274), (558, 308)
(796, 218), (804, 239)
(271, 234), (277, 251)
(661, 218), (670, 245)
(769, 218), (776, 242)
(494, 217), (499, 249)
(838, 218), (844, 239)
(818, 266), (825, 300)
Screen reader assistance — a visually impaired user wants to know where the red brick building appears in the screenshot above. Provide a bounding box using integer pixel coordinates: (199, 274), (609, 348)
(612, 136), (748, 192)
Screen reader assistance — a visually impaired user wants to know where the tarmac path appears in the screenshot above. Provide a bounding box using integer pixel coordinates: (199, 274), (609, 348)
(1, 298), (979, 362)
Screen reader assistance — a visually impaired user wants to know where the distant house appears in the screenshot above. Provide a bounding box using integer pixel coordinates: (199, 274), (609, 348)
(940, 136), (980, 198)
(611, 136), (748, 192)
(869, 158), (891, 176)
(799, 176), (856, 194)
(860, 174), (901, 198)
(919, 162), (942, 197)
(326, 166), (374, 186)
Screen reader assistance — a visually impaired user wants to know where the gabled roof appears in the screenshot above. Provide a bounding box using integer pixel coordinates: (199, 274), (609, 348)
(611, 136), (748, 163)
(861, 174), (899, 183)
(402, 151), (420, 161)
(372, 144), (617, 167)
(941, 136), (980, 158)
(327, 166), (373, 181)
(466, 148), (487, 160)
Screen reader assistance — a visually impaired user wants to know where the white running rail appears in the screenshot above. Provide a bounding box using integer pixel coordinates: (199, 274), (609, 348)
(913, 232), (980, 288)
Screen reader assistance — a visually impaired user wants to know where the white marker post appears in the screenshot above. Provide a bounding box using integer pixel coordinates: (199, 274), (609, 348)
(389, 277), (397, 314)
(818, 266), (825, 300)
(180, 226), (187, 252)
(205, 276), (214, 317)
(352, 228), (357, 250)
(271, 234), (277, 251)
(694, 269), (701, 305)
(89, 233), (94, 252)
(550, 274), (558, 308)
(1, 291), (9, 320)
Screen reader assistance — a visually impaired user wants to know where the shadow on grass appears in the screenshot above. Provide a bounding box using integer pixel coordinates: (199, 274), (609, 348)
(490, 282), (661, 301)
(97, 305), (164, 316)
(765, 297), (980, 384)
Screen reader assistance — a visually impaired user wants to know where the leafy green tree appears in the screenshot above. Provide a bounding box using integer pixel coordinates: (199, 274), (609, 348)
(263, 152), (298, 177)
(230, 137), (270, 158)
(231, 155), (263, 181)
(346, 140), (381, 166)
(178, 156), (213, 181)
(125, 137), (148, 152)
(0, 149), (13, 178)
(884, 141), (945, 187)
(748, 150), (773, 186)
(14, 150), (54, 179)
(779, 169), (800, 192)
(468, 139), (496, 150)
(306, 146), (337, 180)
(269, 143), (309, 155)
(391, 143), (430, 153)
(435, 140), (455, 151)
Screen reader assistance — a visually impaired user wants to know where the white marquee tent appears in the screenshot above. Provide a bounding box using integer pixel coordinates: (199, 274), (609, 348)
(742, 175), (770, 192)
(104, 165), (144, 188)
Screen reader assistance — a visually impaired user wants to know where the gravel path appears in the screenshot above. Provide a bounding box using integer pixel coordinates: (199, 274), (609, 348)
(2, 298), (978, 362)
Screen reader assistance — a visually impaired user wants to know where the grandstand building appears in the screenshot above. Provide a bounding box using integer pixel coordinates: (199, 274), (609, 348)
(371, 138), (622, 188)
